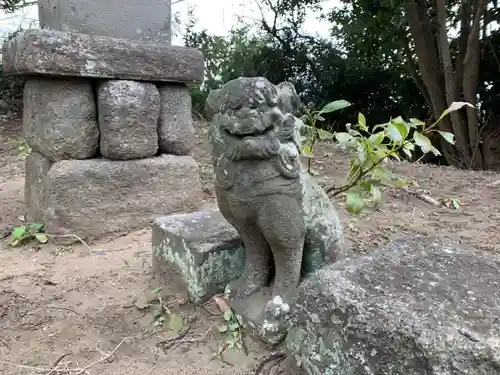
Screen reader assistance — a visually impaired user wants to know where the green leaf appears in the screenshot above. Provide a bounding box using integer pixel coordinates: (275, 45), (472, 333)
(357, 142), (368, 164)
(26, 223), (44, 233)
(345, 191), (366, 214)
(386, 123), (403, 145)
(151, 305), (163, 318)
(223, 310), (233, 322)
(229, 322), (240, 331)
(335, 132), (354, 146)
(151, 287), (162, 294)
(348, 128), (362, 137)
(451, 198), (460, 210)
(316, 115), (325, 122)
(357, 112), (367, 131)
(317, 128), (334, 140)
(35, 233), (48, 244)
(167, 313), (185, 332)
(218, 324), (228, 333)
(437, 130), (455, 145)
(438, 101), (474, 122)
(299, 114), (308, 124)
(11, 226), (26, 242)
(391, 117), (410, 140)
(368, 131), (385, 146)
(413, 131), (440, 155)
(318, 100), (352, 114)
(372, 121), (389, 132)
(409, 118), (425, 127)
(302, 145), (313, 158)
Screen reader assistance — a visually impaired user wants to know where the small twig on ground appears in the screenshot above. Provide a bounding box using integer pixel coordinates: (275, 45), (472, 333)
(46, 233), (93, 253)
(156, 323), (216, 353)
(0, 336), (8, 347)
(46, 306), (82, 316)
(0, 337), (129, 374)
(46, 353), (71, 375)
(252, 351), (287, 375)
(74, 337), (129, 375)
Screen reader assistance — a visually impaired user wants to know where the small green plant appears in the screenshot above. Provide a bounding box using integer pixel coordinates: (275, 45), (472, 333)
(138, 287), (185, 331)
(216, 308), (246, 356)
(10, 222), (48, 246)
(302, 100), (473, 214)
(300, 99), (351, 173)
(16, 138), (31, 160)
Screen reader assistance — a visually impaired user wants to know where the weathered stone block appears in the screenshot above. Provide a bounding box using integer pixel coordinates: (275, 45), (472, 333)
(27, 155), (204, 242)
(23, 77), (99, 161)
(2, 29), (204, 83)
(158, 84), (195, 155)
(285, 237), (500, 375)
(98, 80), (160, 160)
(38, 0), (172, 43)
(152, 209), (246, 303)
(25, 152), (52, 223)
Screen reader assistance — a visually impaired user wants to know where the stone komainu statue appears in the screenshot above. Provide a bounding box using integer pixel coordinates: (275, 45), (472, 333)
(205, 77), (346, 341)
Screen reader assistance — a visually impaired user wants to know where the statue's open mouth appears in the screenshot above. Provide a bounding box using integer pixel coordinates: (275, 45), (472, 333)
(224, 123), (274, 140)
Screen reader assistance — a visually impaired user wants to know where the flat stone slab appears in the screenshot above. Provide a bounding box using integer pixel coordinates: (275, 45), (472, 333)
(152, 209), (246, 303)
(2, 29), (203, 83)
(285, 237), (500, 375)
(25, 152), (204, 242)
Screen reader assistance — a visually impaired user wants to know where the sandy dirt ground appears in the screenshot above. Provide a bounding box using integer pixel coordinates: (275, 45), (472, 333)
(1, 116), (500, 375)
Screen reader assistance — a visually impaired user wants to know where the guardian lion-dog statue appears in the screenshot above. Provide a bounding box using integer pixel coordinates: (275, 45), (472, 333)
(206, 77), (347, 344)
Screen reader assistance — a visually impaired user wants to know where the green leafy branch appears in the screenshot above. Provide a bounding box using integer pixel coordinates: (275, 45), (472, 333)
(299, 99), (351, 174)
(215, 308), (248, 358)
(301, 100), (473, 213)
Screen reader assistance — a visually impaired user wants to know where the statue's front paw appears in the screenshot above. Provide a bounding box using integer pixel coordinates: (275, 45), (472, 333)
(264, 295), (290, 320)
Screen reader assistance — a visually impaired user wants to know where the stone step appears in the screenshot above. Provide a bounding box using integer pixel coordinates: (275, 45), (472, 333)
(285, 237), (500, 375)
(152, 209), (246, 303)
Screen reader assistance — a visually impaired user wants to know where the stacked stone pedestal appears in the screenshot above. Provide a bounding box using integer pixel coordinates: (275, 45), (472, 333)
(2, 28), (205, 242)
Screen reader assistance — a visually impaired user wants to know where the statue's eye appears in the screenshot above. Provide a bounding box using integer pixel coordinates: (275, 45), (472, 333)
(248, 102), (259, 109)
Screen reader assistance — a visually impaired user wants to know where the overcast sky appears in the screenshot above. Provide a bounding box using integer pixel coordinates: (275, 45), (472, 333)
(0, 0), (339, 44)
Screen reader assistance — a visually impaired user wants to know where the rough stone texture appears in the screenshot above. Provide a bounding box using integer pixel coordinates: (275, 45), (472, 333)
(28, 155), (204, 243)
(98, 80), (160, 160)
(152, 209), (246, 303)
(206, 77), (347, 345)
(285, 237), (500, 375)
(158, 84), (195, 155)
(2, 29), (204, 83)
(25, 152), (52, 223)
(38, 0), (172, 43)
(23, 77), (99, 161)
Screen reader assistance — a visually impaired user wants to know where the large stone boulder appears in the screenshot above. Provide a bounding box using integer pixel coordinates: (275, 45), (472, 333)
(23, 78), (99, 161)
(98, 80), (160, 160)
(157, 84), (195, 155)
(25, 153), (205, 242)
(285, 237), (500, 375)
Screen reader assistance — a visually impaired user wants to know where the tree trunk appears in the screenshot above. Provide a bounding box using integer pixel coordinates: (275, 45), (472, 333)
(405, 0), (486, 169)
(462, 0), (487, 169)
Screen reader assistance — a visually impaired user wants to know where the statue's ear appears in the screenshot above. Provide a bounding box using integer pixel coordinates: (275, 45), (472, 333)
(205, 88), (221, 121)
(276, 82), (302, 115)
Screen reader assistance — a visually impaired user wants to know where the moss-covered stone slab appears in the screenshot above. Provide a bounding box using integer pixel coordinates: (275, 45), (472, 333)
(285, 237), (500, 375)
(152, 209), (246, 303)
